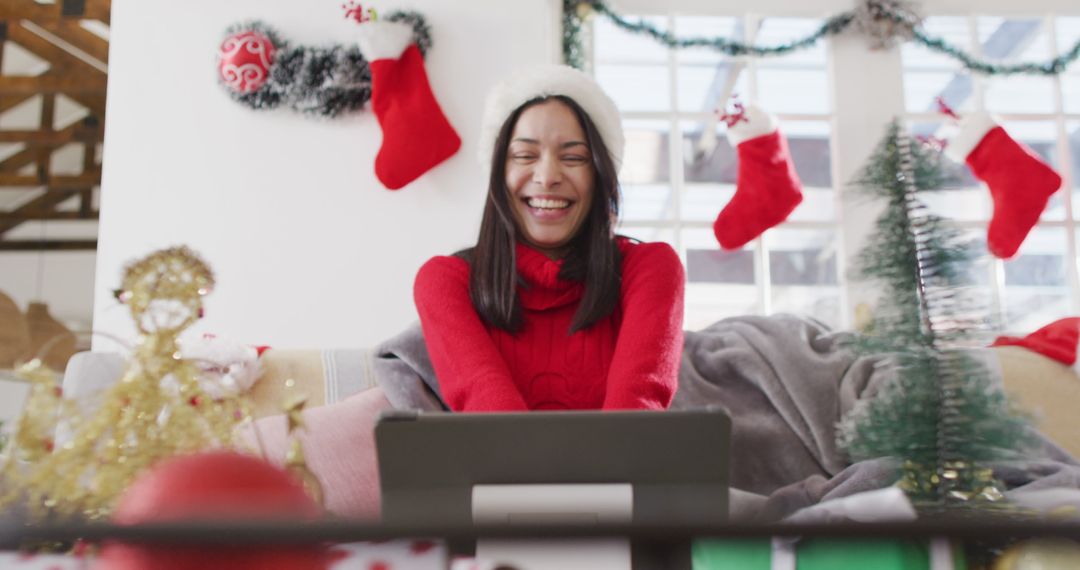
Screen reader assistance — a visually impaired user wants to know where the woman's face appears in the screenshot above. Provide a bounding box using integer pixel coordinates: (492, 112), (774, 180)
(505, 99), (596, 259)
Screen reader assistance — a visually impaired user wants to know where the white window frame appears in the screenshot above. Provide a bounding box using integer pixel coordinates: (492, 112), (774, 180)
(576, 0), (1080, 332)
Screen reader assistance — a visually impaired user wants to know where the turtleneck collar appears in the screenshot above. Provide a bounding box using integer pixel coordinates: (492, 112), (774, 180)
(515, 241), (583, 311)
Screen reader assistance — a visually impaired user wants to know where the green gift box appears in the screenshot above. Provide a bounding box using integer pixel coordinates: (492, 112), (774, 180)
(693, 538), (966, 570)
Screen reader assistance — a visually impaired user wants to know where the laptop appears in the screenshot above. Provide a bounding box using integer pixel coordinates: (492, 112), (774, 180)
(374, 408), (731, 528)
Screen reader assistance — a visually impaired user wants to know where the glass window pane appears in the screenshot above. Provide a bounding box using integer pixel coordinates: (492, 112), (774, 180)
(754, 18), (828, 66)
(593, 15), (669, 63)
(768, 229), (841, 329)
(677, 63), (748, 113)
(902, 17), (972, 69)
(683, 185), (734, 223)
(1056, 17), (1080, 56)
(682, 120), (736, 186)
(682, 120), (735, 222)
(620, 184), (674, 222)
(983, 76), (1055, 114)
(901, 17), (974, 114)
(903, 71), (977, 114)
(1056, 17), (1080, 116)
(1071, 121), (1080, 221)
(997, 120), (1063, 221)
(978, 18), (1055, 113)
(674, 16), (742, 65)
(785, 121), (834, 222)
(767, 229), (838, 286)
(755, 67), (830, 114)
(594, 64), (670, 112)
(683, 229), (759, 331)
(1003, 227), (1071, 332)
(976, 17), (1053, 62)
(1064, 74), (1080, 115)
(687, 248), (754, 285)
(620, 120), (670, 185)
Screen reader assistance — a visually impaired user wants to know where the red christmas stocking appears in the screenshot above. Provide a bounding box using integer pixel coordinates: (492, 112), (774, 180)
(713, 105), (803, 250)
(945, 111), (1062, 259)
(357, 22), (461, 190)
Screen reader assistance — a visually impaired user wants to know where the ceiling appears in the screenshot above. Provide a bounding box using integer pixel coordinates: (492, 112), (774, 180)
(0, 0), (110, 251)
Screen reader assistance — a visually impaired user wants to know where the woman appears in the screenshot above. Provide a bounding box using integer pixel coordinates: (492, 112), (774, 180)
(414, 64), (684, 412)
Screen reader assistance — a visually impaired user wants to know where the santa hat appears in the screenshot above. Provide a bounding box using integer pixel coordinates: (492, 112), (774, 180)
(478, 64), (625, 170)
(992, 317), (1080, 371)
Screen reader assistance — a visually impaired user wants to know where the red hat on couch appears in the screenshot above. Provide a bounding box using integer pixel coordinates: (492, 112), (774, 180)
(992, 317), (1080, 369)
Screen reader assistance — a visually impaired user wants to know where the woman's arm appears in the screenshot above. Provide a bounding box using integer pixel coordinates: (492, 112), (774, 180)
(414, 256), (529, 412)
(602, 243), (685, 410)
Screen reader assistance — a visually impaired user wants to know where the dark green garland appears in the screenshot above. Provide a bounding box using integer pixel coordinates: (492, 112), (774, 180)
(563, 0), (1080, 76)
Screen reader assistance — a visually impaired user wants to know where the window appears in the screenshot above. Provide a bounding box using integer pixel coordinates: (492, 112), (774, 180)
(902, 15), (1080, 333)
(586, 6), (1080, 334)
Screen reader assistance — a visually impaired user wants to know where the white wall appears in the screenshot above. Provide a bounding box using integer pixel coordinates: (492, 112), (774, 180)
(93, 0), (560, 350)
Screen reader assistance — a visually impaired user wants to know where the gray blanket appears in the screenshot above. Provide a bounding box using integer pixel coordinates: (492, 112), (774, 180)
(373, 315), (1080, 521)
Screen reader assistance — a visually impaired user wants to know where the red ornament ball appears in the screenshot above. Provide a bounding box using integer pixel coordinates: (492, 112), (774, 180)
(95, 451), (329, 570)
(218, 30), (276, 93)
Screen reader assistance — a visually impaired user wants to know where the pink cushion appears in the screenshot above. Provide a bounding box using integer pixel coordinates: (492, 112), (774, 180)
(237, 386), (392, 519)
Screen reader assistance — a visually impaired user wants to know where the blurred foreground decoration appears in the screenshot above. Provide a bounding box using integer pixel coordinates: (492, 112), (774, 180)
(837, 122), (1035, 510)
(0, 246), (251, 520)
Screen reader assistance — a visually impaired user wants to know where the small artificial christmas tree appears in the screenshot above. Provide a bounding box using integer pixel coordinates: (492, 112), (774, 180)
(838, 121), (1034, 510)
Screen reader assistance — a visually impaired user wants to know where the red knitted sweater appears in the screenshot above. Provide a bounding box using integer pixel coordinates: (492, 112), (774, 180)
(413, 237), (685, 412)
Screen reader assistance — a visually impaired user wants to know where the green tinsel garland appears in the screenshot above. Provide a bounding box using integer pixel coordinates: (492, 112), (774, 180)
(562, 0), (1080, 76)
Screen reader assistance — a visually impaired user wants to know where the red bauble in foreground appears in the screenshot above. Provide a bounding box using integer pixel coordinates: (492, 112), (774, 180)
(218, 31), (276, 93)
(95, 451), (329, 570)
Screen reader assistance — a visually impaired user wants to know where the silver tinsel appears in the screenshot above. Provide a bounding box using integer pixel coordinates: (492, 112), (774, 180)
(852, 0), (924, 50)
(219, 11), (431, 118)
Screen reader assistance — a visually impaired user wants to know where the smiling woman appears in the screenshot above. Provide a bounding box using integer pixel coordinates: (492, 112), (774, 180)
(413, 65), (686, 412)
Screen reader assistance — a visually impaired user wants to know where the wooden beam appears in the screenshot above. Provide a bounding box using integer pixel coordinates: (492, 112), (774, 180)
(0, 210), (98, 221)
(0, 128), (102, 172)
(0, 0), (110, 22)
(78, 189), (93, 217)
(37, 93), (55, 177)
(0, 147), (38, 173)
(61, 92), (106, 122)
(0, 1), (62, 20)
(0, 188), (81, 235)
(0, 240), (97, 251)
(0, 123), (102, 143)
(0, 171), (101, 188)
(0, 75), (108, 95)
(0, 94), (37, 115)
(37, 20), (109, 63)
(81, 0), (113, 23)
(6, 21), (106, 75)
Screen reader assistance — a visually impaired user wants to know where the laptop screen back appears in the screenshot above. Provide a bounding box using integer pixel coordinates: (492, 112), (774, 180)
(375, 409), (731, 527)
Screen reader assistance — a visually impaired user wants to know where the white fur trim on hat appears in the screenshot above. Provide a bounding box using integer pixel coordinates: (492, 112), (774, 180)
(725, 104), (778, 147)
(356, 21), (413, 61)
(944, 110), (998, 164)
(478, 64), (625, 169)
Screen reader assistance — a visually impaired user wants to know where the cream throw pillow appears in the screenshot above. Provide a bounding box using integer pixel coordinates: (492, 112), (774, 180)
(994, 345), (1080, 459)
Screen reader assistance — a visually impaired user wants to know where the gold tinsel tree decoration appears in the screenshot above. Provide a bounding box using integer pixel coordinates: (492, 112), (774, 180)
(2, 246), (249, 521)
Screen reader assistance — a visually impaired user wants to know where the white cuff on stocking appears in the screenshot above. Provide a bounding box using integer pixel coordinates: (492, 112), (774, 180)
(945, 110), (998, 164)
(356, 21), (414, 61)
(725, 104), (778, 147)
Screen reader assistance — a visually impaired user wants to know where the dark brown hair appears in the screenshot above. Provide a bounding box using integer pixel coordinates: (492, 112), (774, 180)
(458, 95), (622, 334)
